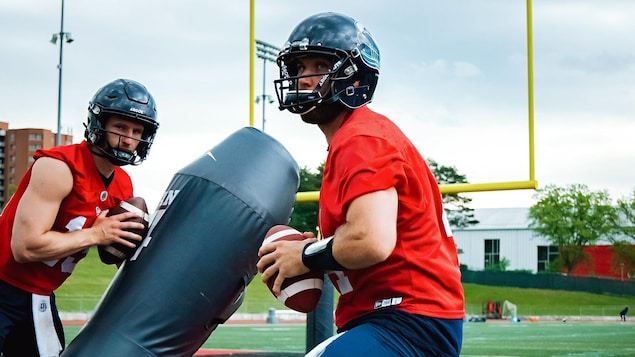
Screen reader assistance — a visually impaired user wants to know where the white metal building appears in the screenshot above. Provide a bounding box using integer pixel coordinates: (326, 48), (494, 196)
(452, 207), (556, 273)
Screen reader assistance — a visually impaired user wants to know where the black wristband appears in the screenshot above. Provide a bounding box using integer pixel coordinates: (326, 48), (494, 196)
(302, 236), (346, 271)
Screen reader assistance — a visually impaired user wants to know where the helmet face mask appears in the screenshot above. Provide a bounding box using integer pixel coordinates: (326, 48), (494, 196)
(84, 79), (159, 166)
(92, 120), (149, 166)
(275, 54), (354, 115)
(274, 12), (380, 117)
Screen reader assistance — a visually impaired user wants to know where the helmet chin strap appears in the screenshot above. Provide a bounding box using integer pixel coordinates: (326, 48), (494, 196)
(90, 145), (135, 166)
(88, 133), (139, 166)
(300, 100), (347, 125)
(109, 148), (137, 166)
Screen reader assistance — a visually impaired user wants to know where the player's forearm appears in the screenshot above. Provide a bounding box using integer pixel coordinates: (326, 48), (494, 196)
(332, 188), (398, 269)
(11, 229), (95, 263)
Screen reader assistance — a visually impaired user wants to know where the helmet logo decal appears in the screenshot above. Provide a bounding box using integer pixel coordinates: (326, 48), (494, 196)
(317, 72), (329, 87)
(298, 38), (309, 51)
(129, 107), (144, 114)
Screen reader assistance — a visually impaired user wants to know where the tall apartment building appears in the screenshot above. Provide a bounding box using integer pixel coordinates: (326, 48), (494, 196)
(1, 121), (73, 208)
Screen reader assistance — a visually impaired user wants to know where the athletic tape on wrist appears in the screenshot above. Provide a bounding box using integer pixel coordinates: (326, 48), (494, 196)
(302, 236), (346, 271)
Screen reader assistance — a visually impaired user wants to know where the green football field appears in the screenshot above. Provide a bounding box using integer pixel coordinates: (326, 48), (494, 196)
(58, 250), (635, 355)
(64, 320), (635, 356)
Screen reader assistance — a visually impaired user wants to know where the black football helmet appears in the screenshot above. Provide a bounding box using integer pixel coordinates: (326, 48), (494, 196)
(84, 79), (159, 166)
(274, 12), (380, 116)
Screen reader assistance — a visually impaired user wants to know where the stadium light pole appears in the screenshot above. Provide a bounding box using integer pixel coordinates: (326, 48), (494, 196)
(51, 0), (74, 146)
(255, 39), (280, 132)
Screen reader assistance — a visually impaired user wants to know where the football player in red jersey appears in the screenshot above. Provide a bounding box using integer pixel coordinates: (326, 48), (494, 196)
(0, 79), (159, 356)
(257, 13), (465, 356)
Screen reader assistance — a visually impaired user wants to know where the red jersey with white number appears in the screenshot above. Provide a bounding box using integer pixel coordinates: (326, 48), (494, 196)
(0, 141), (134, 296)
(319, 106), (465, 329)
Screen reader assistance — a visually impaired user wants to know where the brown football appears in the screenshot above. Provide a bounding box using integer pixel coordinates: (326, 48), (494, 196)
(261, 225), (324, 313)
(98, 197), (150, 265)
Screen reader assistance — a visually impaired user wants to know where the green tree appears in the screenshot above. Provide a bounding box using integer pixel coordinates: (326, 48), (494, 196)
(528, 184), (617, 274)
(290, 159), (478, 234)
(427, 158), (478, 228)
(289, 164), (323, 235)
(608, 189), (635, 276)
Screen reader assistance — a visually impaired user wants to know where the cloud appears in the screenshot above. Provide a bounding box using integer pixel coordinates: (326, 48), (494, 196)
(412, 59), (483, 79)
(560, 53), (635, 75)
(2, 0), (634, 209)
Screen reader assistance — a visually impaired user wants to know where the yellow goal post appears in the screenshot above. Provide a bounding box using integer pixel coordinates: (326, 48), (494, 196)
(249, 0), (538, 203)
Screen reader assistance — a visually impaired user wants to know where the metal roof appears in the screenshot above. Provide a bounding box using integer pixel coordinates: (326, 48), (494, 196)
(457, 207), (531, 230)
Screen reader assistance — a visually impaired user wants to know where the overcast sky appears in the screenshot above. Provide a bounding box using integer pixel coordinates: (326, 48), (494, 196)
(2, 0), (634, 211)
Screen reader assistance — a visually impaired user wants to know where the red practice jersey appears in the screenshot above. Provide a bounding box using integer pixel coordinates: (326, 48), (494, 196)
(319, 106), (465, 329)
(0, 141), (134, 295)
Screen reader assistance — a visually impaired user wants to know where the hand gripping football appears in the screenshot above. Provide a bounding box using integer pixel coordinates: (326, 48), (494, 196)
(98, 197), (150, 265)
(262, 225), (324, 313)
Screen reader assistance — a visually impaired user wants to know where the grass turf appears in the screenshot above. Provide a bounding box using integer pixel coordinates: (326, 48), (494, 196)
(59, 249), (635, 355)
(64, 321), (635, 356)
(461, 321), (635, 356)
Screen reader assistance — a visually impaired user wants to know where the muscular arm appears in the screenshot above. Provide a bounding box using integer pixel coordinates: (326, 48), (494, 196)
(11, 157), (143, 263)
(332, 187), (398, 269)
(257, 187), (397, 295)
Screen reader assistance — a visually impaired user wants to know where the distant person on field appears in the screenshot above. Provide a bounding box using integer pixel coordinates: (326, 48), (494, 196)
(620, 306), (628, 321)
(0, 79), (159, 357)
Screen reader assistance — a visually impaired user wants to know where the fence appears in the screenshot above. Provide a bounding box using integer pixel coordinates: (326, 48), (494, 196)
(462, 270), (635, 296)
(57, 271), (634, 316)
(464, 303), (627, 319)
